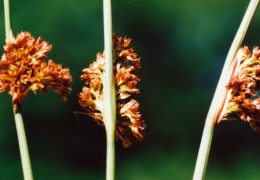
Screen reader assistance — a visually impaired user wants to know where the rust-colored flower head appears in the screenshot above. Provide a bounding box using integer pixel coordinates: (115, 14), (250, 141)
(0, 32), (72, 109)
(219, 46), (260, 132)
(79, 34), (145, 147)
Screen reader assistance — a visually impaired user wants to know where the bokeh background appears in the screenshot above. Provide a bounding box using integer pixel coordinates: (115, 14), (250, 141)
(1, 0), (260, 179)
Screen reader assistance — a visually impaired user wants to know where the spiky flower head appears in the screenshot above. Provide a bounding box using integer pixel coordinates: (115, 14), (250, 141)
(219, 46), (260, 132)
(79, 34), (145, 147)
(0, 32), (72, 109)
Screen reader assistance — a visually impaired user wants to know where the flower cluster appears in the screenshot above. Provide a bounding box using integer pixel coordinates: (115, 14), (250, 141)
(0, 32), (72, 109)
(79, 34), (145, 147)
(219, 46), (260, 132)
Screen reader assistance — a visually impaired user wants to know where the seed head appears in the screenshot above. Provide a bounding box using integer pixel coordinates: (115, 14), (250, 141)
(79, 34), (145, 147)
(219, 46), (260, 132)
(0, 32), (72, 109)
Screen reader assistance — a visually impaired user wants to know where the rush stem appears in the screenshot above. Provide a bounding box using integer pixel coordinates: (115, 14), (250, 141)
(13, 107), (34, 180)
(4, 0), (34, 179)
(193, 0), (259, 179)
(4, 0), (11, 41)
(103, 0), (116, 180)
(214, 57), (239, 125)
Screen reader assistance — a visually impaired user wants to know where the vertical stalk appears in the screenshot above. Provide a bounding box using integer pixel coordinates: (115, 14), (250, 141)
(103, 0), (116, 180)
(4, 0), (11, 40)
(193, 0), (259, 179)
(3, 0), (33, 179)
(13, 108), (33, 180)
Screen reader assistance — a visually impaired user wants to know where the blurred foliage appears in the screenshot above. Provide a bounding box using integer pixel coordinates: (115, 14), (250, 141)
(1, 0), (260, 179)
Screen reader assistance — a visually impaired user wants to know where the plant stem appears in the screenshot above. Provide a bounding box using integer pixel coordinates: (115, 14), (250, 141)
(103, 0), (116, 180)
(193, 0), (259, 179)
(106, 132), (115, 180)
(4, 0), (33, 179)
(13, 107), (34, 180)
(4, 0), (11, 40)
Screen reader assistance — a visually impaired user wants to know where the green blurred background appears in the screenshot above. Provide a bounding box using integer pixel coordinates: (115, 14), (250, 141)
(1, 0), (260, 179)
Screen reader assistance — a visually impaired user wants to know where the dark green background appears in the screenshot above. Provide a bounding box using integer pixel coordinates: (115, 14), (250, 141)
(1, 0), (260, 179)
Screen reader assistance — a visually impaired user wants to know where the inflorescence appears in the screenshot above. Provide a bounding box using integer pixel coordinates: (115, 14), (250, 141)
(219, 46), (260, 132)
(79, 34), (146, 147)
(0, 32), (72, 109)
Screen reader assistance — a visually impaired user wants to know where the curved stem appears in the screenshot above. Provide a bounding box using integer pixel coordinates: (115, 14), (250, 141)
(193, 0), (259, 179)
(103, 0), (116, 180)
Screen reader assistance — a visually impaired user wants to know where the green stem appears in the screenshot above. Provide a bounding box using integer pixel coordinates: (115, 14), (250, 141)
(193, 0), (259, 179)
(4, 0), (11, 41)
(13, 108), (34, 180)
(4, 0), (33, 179)
(103, 0), (116, 180)
(106, 132), (115, 180)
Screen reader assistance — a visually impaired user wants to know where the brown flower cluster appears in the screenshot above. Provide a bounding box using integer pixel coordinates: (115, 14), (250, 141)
(0, 32), (72, 109)
(219, 46), (260, 132)
(79, 34), (145, 147)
